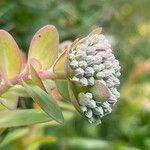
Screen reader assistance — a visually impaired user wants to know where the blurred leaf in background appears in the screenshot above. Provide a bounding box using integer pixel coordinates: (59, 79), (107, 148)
(0, 0), (150, 150)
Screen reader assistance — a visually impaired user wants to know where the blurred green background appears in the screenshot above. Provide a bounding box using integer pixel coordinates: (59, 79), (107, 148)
(0, 0), (150, 150)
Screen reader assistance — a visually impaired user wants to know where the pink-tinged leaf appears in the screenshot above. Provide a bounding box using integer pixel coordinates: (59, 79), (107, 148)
(28, 25), (59, 70)
(59, 41), (72, 53)
(88, 27), (102, 36)
(90, 80), (111, 102)
(0, 30), (22, 79)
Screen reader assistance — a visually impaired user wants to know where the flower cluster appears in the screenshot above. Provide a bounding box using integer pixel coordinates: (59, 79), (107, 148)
(69, 33), (121, 124)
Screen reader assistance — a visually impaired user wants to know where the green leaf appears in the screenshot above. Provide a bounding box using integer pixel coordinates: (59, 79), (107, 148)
(0, 92), (18, 110)
(0, 128), (29, 148)
(68, 81), (83, 115)
(55, 79), (70, 101)
(53, 50), (67, 77)
(0, 30), (22, 79)
(28, 25), (59, 70)
(0, 109), (52, 128)
(8, 85), (29, 97)
(30, 65), (46, 91)
(22, 81), (64, 123)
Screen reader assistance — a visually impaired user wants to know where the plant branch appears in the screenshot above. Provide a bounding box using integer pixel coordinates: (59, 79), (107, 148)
(0, 70), (66, 96)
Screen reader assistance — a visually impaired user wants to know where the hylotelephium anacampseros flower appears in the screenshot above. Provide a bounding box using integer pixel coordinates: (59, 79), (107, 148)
(68, 28), (121, 125)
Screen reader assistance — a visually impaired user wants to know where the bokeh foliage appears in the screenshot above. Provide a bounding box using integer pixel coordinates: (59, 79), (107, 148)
(0, 0), (150, 150)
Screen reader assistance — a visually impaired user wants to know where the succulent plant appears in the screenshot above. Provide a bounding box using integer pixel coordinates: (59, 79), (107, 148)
(0, 25), (120, 127)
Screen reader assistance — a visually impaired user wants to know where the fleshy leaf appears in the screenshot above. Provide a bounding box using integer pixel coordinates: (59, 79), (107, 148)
(30, 65), (46, 91)
(53, 50), (67, 77)
(0, 92), (18, 110)
(0, 109), (53, 128)
(0, 30), (22, 79)
(22, 81), (64, 123)
(68, 81), (83, 115)
(28, 25), (59, 70)
(55, 79), (70, 101)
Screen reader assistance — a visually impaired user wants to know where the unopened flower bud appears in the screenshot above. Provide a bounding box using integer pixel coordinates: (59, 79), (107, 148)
(93, 106), (104, 116)
(80, 77), (88, 86)
(96, 72), (105, 79)
(78, 61), (87, 69)
(70, 60), (78, 69)
(72, 76), (79, 82)
(76, 50), (86, 60)
(68, 28), (121, 124)
(85, 109), (93, 118)
(88, 77), (95, 86)
(75, 68), (84, 78)
(85, 67), (95, 77)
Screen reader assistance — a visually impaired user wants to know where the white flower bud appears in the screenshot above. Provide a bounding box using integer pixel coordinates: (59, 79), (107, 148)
(85, 67), (95, 77)
(75, 68), (84, 78)
(78, 61), (87, 69)
(93, 106), (104, 116)
(87, 115), (101, 125)
(96, 72), (105, 79)
(85, 93), (93, 99)
(86, 46), (97, 55)
(70, 60), (78, 69)
(85, 109), (93, 118)
(72, 76), (79, 82)
(69, 53), (75, 60)
(103, 69), (112, 77)
(115, 71), (121, 77)
(80, 77), (88, 86)
(88, 77), (95, 86)
(89, 99), (97, 108)
(81, 106), (87, 112)
(76, 50), (86, 60)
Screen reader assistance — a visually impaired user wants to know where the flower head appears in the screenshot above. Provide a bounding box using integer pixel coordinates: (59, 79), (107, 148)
(68, 28), (121, 124)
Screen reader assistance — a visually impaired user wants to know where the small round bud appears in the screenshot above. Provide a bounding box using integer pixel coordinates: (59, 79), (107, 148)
(93, 106), (104, 116)
(85, 93), (93, 99)
(70, 60), (78, 69)
(78, 61), (87, 69)
(81, 106), (87, 112)
(75, 68), (84, 78)
(96, 72), (105, 79)
(80, 77), (88, 86)
(69, 53), (75, 60)
(85, 67), (95, 77)
(88, 77), (95, 86)
(85, 109), (93, 118)
(86, 46), (97, 55)
(72, 76), (79, 82)
(76, 50), (86, 60)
